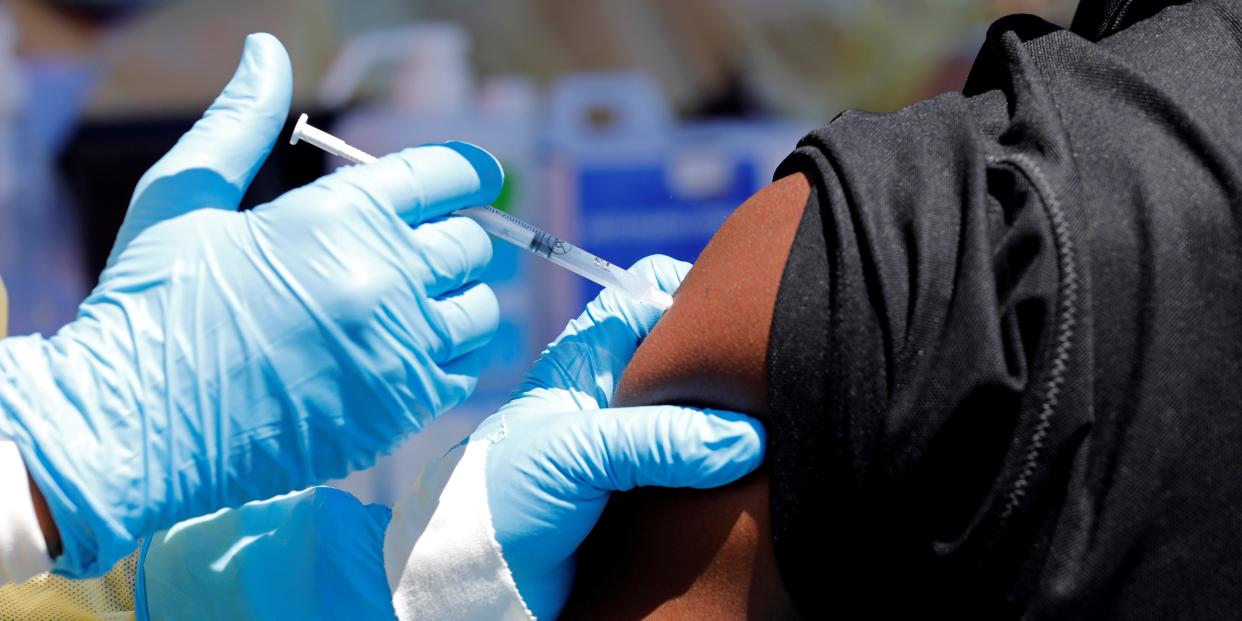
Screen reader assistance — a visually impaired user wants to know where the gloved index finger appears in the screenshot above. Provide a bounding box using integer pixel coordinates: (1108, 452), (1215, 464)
(327, 141), (504, 225)
(507, 255), (691, 408)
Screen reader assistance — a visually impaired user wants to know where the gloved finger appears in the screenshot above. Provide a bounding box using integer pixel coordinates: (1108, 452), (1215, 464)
(434, 350), (484, 412)
(266, 142), (504, 227)
(427, 282), (500, 363)
(630, 254), (693, 298)
(515, 255), (692, 403)
(574, 405), (766, 492)
(111, 33), (292, 268)
(404, 216), (493, 298)
(546, 255), (691, 350)
(589, 255), (693, 341)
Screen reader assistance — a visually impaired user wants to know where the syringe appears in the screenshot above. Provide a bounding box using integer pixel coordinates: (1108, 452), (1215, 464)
(290, 114), (674, 310)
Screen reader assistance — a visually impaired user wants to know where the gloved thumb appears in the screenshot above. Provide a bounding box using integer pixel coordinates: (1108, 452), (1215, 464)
(576, 405), (766, 492)
(107, 32), (293, 268)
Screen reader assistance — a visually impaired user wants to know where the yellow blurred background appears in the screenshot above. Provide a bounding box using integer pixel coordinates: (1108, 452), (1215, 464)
(15, 0), (1075, 119)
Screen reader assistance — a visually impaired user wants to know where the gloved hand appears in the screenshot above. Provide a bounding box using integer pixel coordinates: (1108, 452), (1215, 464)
(139, 487), (396, 621)
(385, 256), (766, 620)
(0, 33), (503, 578)
(133, 257), (763, 620)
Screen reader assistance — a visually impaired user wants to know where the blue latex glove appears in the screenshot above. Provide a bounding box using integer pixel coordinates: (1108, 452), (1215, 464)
(386, 256), (766, 620)
(0, 33), (503, 577)
(134, 257), (764, 621)
(137, 487), (396, 621)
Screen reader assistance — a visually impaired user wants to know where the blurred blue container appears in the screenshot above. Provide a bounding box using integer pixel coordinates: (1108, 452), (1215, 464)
(547, 73), (811, 309)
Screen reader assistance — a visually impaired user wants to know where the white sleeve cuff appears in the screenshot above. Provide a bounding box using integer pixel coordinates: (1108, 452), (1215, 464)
(384, 439), (534, 621)
(0, 439), (51, 584)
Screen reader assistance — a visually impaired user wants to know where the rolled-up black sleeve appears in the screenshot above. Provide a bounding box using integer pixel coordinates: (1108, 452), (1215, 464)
(763, 2), (1242, 617)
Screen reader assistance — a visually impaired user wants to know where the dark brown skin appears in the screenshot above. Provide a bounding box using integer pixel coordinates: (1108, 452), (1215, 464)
(610, 172), (811, 414)
(563, 172), (811, 620)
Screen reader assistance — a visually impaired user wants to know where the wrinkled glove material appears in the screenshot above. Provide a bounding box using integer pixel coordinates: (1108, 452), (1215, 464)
(0, 33), (503, 577)
(386, 256), (766, 620)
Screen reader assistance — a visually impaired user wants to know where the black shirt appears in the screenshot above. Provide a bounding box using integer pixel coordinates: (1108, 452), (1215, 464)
(767, 1), (1242, 617)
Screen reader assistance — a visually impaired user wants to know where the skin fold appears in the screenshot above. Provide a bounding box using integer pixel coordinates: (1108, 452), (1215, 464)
(563, 172), (811, 620)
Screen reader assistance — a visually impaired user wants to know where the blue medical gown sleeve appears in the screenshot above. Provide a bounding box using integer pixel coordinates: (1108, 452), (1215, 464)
(137, 487), (395, 621)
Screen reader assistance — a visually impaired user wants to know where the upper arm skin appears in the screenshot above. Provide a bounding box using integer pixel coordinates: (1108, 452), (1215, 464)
(563, 173), (811, 620)
(612, 171), (812, 414)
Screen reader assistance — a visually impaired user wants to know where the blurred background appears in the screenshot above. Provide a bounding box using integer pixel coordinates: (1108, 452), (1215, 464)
(0, 0), (1076, 503)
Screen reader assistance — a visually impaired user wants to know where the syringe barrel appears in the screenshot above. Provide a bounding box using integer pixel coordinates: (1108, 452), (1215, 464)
(457, 206), (547, 256)
(290, 115), (675, 309)
(459, 207), (628, 290)
(461, 206), (671, 308)
(545, 243), (665, 301)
